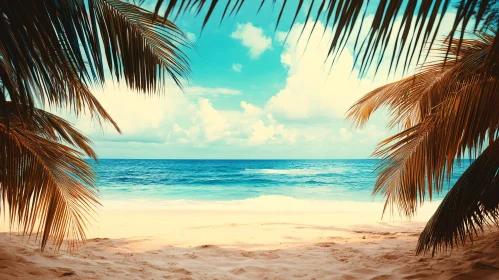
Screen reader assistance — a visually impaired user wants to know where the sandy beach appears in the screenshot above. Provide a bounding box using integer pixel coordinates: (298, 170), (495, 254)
(0, 197), (498, 279)
(3, 0), (497, 279)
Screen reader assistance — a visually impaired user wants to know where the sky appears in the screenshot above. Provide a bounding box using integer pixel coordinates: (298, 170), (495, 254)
(58, 1), (458, 159)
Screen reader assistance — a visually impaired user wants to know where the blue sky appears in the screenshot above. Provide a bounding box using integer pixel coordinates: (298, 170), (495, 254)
(64, 1), (458, 159)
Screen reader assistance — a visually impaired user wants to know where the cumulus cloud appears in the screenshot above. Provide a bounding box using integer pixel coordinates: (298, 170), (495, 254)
(249, 120), (275, 144)
(231, 23), (272, 59)
(248, 114), (297, 145)
(66, 81), (295, 150)
(267, 13), (462, 123)
(232, 63), (243, 72)
(197, 98), (230, 142)
(265, 21), (382, 122)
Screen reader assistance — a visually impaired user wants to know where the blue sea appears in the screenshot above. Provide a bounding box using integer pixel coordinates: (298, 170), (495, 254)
(91, 159), (470, 202)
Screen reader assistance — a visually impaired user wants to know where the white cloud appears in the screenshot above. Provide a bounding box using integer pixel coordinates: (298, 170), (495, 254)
(275, 31), (287, 44)
(186, 32), (196, 43)
(265, 21), (382, 122)
(248, 114), (297, 145)
(197, 98), (230, 142)
(63, 82), (190, 144)
(232, 63), (243, 72)
(67, 81), (296, 149)
(240, 101), (263, 116)
(249, 120), (275, 144)
(266, 14), (464, 123)
(185, 86), (241, 96)
(231, 23), (272, 59)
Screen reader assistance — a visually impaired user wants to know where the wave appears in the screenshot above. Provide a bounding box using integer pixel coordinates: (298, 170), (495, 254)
(243, 168), (349, 176)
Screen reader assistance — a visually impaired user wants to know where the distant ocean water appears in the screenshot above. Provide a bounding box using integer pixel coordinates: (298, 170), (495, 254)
(90, 159), (470, 203)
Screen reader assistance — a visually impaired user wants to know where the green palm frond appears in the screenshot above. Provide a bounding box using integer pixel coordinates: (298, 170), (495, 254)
(154, 0), (498, 75)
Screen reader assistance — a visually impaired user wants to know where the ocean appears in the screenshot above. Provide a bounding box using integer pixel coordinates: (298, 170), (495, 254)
(92, 159), (470, 203)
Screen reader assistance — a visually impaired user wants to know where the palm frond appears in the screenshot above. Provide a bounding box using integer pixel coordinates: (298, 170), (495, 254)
(0, 0), (193, 251)
(1, 102), (99, 160)
(0, 104), (99, 250)
(0, 0), (190, 121)
(347, 32), (496, 130)
(347, 30), (499, 253)
(154, 0), (498, 75)
(373, 70), (499, 215)
(90, 0), (191, 91)
(416, 139), (499, 255)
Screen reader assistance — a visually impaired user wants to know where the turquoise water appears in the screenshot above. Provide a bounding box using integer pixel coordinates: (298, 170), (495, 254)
(91, 159), (470, 202)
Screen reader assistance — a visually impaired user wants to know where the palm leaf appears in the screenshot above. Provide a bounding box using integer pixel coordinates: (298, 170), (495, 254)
(347, 32), (496, 130)
(0, 0), (192, 251)
(0, 0), (190, 120)
(154, 0), (498, 75)
(90, 0), (191, 90)
(373, 70), (499, 215)
(347, 30), (499, 253)
(0, 103), (99, 250)
(416, 139), (499, 255)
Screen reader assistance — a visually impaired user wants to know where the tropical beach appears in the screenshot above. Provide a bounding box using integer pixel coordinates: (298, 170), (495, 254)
(1, 0), (499, 279)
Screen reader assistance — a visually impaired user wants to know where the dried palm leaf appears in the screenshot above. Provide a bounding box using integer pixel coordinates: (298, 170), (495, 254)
(347, 30), (499, 253)
(0, 102), (99, 251)
(416, 139), (499, 255)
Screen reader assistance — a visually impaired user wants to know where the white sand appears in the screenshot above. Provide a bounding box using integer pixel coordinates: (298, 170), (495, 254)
(1, 196), (498, 279)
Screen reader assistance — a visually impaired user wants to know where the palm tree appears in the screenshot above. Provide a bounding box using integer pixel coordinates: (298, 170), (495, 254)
(346, 30), (499, 255)
(1, 0), (190, 250)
